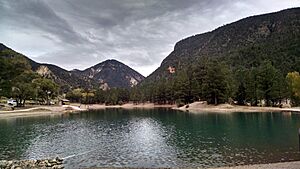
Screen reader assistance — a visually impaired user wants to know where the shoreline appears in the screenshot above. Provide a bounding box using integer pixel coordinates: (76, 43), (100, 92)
(173, 102), (300, 113)
(1, 159), (299, 169)
(0, 157), (64, 169)
(1, 102), (300, 119)
(0, 105), (86, 119)
(0, 104), (175, 119)
(80, 103), (176, 110)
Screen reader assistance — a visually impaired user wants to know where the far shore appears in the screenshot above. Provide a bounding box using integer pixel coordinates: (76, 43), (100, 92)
(0, 103), (175, 119)
(76, 103), (176, 110)
(174, 102), (300, 113)
(1, 102), (300, 119)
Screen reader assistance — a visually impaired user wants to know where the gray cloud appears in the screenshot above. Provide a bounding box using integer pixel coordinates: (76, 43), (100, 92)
(0, 0), (299, 76)
(0, 0), (85, 44)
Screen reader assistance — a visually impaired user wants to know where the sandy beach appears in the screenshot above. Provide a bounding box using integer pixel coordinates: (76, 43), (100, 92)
(174, 102), (300, 113)
(0, 105), (87, 119)
(0, 103), (175, 119)
(81, 103), (175, 110)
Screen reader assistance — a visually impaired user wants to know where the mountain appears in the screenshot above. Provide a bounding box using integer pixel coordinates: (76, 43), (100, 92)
(145, 8), (300, 82)
(0, 44), (94, 90)
(72, 59), (144, 90)
(0, 44), (144, 90)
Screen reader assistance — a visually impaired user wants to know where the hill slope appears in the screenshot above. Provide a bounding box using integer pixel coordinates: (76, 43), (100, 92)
(72, 59), (144, 89)
(0, 44), (144, 90)
(145, 8), (300, 82)
(0, 44), (93, 90)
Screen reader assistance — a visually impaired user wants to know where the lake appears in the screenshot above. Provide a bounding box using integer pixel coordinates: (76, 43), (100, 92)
(0, 109), (300, 168)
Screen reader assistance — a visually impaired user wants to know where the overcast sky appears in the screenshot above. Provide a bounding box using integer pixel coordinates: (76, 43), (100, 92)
(0, 0), (299, 76)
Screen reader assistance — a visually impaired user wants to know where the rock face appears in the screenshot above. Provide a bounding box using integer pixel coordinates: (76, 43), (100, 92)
(0, 45), (145, 90)
(76, 59), (144, 89)
(36, 66), (52, 77)
(0, 157), (64, 169)
(144, 8), (300, 82)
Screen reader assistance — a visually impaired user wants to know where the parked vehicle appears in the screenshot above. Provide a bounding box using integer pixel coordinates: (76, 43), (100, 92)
(7, 99), (17, 107)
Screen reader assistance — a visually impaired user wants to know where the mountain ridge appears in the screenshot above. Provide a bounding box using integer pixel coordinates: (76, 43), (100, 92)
(0, 43), (145, 90)
(145, 7), (300, 82)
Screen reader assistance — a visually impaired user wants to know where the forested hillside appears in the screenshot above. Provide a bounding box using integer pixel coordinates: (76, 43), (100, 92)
(0, 49), (58, 106)
(135, 8), (300, 106)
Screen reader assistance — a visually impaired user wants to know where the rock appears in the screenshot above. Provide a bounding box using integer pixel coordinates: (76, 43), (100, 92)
(7, 161), (13, 167)
(51, 165), (64, 169)
(46, 161), (54, 167)
(55, 161), (63, 165)
(0, 158), (63, 169)
(0, 160), (8, 167)
(48, 159), (55, 163)
(55, 157), (63, 162)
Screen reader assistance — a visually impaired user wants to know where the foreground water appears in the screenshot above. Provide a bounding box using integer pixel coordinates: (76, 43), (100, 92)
(0, 109), (300, 168)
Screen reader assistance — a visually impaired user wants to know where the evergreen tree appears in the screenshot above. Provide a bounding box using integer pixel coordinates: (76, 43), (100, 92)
(173, 69), (191, 105)
(244, 68), (259, 106)
(201, 60), (233, 105)
(256, 61), (283, 106)
(236, 83), (246, 105)
(94, 89), (106, 104)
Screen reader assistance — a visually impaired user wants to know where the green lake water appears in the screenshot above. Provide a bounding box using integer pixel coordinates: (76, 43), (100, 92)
(0, 109), (300, 168)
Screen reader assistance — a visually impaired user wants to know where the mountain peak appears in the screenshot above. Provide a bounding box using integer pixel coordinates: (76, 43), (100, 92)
(82, 59), (144, 88)
(70, 69), (81, 72)
(100, 59), (126, 67)
(103, 59), (121, 63)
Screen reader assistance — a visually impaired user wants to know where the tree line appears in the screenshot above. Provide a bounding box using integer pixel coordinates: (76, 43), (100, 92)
(0, 54), (58, 106)
(2, 51), (300, 107)
(64, 58), (300, 107)
(131, 58), (300, 107)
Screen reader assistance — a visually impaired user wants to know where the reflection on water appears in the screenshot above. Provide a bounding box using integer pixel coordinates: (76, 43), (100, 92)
(0, 109), (300, 168)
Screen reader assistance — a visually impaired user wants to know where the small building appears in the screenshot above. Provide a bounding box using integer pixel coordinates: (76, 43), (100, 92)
(60, 99), (70, 105)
